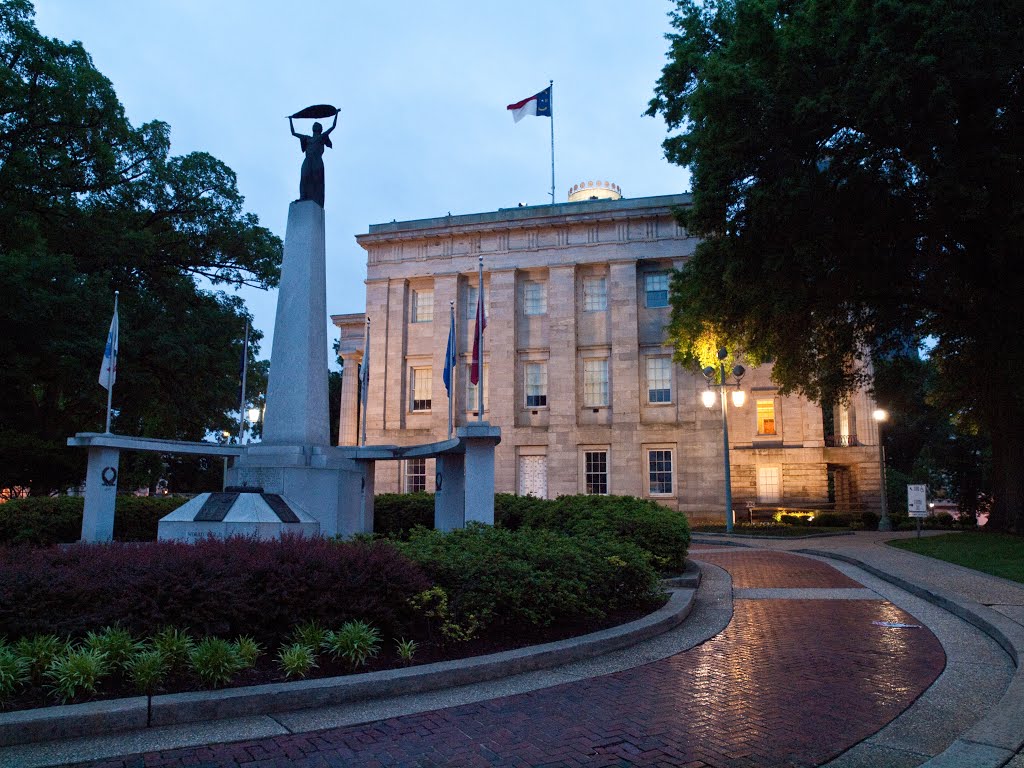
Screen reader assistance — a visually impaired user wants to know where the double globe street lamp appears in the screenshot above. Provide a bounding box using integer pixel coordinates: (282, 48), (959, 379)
(872, 408), (892, 531)
(701, 349), (746, 533)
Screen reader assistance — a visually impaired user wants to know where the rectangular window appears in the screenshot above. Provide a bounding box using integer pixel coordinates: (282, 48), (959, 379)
(646, 356), (672, 403)
(523, 280), (547, 315)
(648, 449), (674, 495)
(645, 272), (670, 308)
(757, 399), (777, 435)
(584, 451), (609, 495)
(405, 458), (427, 493)
(410, 367), (432, 411)
(525, 362), (548, 407)
(466, 285), (488, 320)
(467, 364), (487, 413)
(583, 276), (608, 311)
(757, 466), (781, 504)
(583, 358), (609, 407)
(412, 289), (433, 323)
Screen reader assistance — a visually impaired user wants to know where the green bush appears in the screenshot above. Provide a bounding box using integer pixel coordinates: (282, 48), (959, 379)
(83, 626), (144, 671)
(188, 638), (243, 689)
(373, 493), (434, 537)
(277, 643), (317, 679)
(323, 621), (381, 668)
(125, 649), (168, 696)
(15, 634), (69, 686)
(235, 636), (263, 668)
(151, 627), (195, 672)
(811, 512), (848, 527)
(45, 647), (109, 703)
(0, 646), (29, 699)
(0, 496), (183, 545)
(779, 514), (811, 526)
(396, 524), (661, 638)
(861, 511), (880, 530)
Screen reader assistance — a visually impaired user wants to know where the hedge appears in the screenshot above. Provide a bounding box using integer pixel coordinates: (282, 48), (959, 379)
(0, 536), (429, 646)
(0, 496), (181, 545)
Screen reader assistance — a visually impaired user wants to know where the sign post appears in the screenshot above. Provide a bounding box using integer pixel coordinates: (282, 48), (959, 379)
(907, 484), (928, 538)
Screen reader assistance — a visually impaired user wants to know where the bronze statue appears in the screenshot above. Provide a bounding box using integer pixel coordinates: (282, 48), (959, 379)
(289, 105), (339, 208)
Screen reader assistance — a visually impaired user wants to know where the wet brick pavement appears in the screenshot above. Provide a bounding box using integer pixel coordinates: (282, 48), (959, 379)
(67, 551), (945, 768)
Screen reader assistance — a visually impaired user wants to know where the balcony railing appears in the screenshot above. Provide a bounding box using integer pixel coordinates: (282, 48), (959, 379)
(824, 434), (860, 447)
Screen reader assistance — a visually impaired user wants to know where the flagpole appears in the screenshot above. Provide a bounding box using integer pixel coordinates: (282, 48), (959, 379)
(104, 291), (119, 434)
(360, 316), (370, 446)
(237, 318), (249, 442)
(477, 256), (484, 422)
(549, 79), (555, 204)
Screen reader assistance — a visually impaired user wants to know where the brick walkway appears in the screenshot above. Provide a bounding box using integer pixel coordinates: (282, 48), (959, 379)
(69, 551), (946, 768)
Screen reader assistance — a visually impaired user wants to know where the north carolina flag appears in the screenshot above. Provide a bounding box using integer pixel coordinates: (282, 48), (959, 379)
(98, 303), (118, 390)
(507, 86), (552, 122)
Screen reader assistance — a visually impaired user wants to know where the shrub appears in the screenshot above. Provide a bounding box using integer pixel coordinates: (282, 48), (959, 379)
(861, 511), (881, 530)
(277, 643), (317, 679)
(235, 636), (263, 668)
(0, 496), (184, 546)
(125, 649), (168, 696)
(83, 626), (144, 672)
(373, 493), (435, 537)
(291, 621), (329, 651)
(395, 638), (417, 665)
(396, 524), (660, 638)
(189, 638), (242, 689)
(0, 646), (29, 699)
(0, 536), (429, 647)
(779, 514), (812, 526)
(151, 627), (195, 671)
(323, 621), (381, 668)
(45, 647), (109, 703)
(811, 513), (848, 527)
(15, 634), (69, 686)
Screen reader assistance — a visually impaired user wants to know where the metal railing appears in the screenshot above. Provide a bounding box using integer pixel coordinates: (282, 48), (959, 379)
(824, 434), (860, 447)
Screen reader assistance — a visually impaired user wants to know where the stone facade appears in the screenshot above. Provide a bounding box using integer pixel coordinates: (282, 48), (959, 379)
(333, 194), (882, 517)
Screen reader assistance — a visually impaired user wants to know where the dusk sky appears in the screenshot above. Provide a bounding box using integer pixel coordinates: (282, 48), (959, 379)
(34, 1), (691, 367)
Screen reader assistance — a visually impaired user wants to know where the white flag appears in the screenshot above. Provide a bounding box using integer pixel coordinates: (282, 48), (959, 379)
(99, 304), (118, 390)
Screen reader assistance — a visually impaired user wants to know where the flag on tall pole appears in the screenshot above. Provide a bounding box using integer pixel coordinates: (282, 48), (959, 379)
(443, 301), (457, 439)
(471, 256), (486, 421)
(98, 291), (119, 434)
(506, 82), (555, 203)
(237, 318), (250, 441)
(360, 316), (371, 446)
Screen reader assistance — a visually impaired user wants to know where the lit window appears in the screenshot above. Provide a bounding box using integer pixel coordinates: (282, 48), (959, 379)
(757, 399), (776, 435)
(647, 356), (672, 403)
(757, 466), (781, 503)
(645, 272), (670, 308)
(583, 358), (609, 407)
(523, 280), (547, 315)
(467, 364), (487, 413)
(412, 289), (433, 323)
(410, 367), (432, 411)
(405, 458), (427, 493)
(583, 276), (608, 311)
(585, 451), (608, 495)
(466, 284), (488, 320)
(525, 362), (547, 407)
(648, 449), (673, 495)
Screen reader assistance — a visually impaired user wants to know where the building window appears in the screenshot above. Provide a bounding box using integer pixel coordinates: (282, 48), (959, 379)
(523, 280), (547, 315)
(412, 289), (433, 323)
(466, 285), (488, 320)
(646, 356), (672, 403)
(584, 451), (608, 495)
(757, 399), (777, 435)
(583, 358), (609, 407)
(583, 276), (607, 311)
(410, 367), (432, 411)
(757, 466), (781, 504)
(645, 272), (670, 308)
(467, 364), (487, 413)
(405, 458), (427, 493)
(525, 362), (547, 407)
(648, 449), (674, 495)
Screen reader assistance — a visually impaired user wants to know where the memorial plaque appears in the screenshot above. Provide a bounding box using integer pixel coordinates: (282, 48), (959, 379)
(263, 494), (300, 523)
(193, 493), (239, 522)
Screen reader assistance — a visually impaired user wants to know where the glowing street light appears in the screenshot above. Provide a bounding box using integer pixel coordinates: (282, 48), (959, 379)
(702, 349), (746, 533)
(873, 408), (891, 531)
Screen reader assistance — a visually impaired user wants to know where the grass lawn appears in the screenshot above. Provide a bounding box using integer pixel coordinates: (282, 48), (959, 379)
(889, 532), (1024, 584)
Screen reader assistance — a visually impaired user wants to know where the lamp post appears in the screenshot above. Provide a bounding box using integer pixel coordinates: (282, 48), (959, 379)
(702, 349), (746, 533)
(247, 406), (261, 444)
(873, 408), (891, 531)
(219, 430), (231, 491)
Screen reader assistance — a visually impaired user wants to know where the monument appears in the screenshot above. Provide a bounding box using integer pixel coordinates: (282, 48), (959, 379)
(72, 104), (500, 544)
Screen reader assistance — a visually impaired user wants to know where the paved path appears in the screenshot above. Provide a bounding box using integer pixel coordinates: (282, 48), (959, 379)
(62, 549), (948, 768)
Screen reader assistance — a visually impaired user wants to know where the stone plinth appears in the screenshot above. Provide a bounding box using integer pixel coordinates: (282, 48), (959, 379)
(158, 488), (319, 542)
(262, 200), (330, 447)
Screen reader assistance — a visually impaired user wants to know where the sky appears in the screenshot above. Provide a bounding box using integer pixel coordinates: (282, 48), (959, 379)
(33, 1), (691, 368)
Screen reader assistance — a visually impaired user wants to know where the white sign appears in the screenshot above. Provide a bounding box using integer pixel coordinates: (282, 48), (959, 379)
(907, 485), (928, 517)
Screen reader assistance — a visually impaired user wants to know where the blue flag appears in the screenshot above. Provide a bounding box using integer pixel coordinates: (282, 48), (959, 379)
(442, 309), (456, 396)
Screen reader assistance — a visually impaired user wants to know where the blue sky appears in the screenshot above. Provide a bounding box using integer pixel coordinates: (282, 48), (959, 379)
(34, 1), (690, 366)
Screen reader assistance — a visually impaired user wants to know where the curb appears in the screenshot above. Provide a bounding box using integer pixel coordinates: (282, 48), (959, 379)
(0, 585), (698, 748)
(797, 549), (1024, 767)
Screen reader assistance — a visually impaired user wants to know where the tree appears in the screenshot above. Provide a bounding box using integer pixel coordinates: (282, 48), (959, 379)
(0, 1), (282, 492)
(648, 0), (1024, 531)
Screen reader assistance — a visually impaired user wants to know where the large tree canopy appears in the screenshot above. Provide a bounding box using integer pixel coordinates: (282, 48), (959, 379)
(648, 0), (1024, 531)
(0, 0), (281, 493)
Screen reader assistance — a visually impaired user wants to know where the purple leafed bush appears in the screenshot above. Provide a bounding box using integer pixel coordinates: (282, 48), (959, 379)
(0, 536), (430, 646)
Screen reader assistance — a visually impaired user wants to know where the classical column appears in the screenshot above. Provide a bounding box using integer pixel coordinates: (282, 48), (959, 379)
(338, 351), (362, 446)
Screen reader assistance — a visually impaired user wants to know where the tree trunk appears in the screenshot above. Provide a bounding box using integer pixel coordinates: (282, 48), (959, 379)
(987, 408), (1024, 534)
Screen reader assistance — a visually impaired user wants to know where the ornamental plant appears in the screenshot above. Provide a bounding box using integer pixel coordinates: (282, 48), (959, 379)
(0, 646), (29, 699)
(15, 634), (68, 686)
(277, 643), (317, 679)
(235, 635), (263, 668)
(45, 647), (109, 703)
(188, 638), (243, 689)
(84, 626), (144, 672)
(291, 621), (329, 652)
(151, 627), (195, 672)
(394, 638), (417, 665)
(323, 621), (381, 669)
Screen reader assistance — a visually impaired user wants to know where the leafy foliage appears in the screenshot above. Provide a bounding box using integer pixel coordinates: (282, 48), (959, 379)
(125, 649), (168, 696)
(0, 1), (281, 493)
(277, 643), (317, 679)
(45, 647), (109, 703)
(394, 638), (417, 665)
(648, 0), (1024, 531)
(150, 627), (196, 672)
(14, 633), (69, 687)
(0, 646), (29, 699)
(323, 621), (382, 669)
(83, 626), (144, 672)
(234, 636), (263, 668)
(188, 638), (242, 689)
